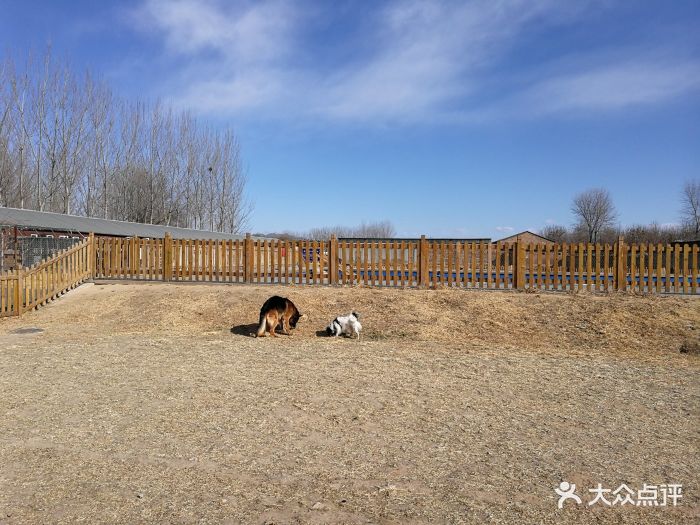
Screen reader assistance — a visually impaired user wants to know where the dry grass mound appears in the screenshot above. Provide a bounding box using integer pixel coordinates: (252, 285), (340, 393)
(2, 282), (697, 361)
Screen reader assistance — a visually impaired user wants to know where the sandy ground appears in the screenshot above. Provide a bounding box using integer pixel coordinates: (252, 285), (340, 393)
(0, 282), (698, 524)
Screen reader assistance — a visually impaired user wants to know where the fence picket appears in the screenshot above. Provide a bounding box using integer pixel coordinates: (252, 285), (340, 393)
(683, 244), (690, 294)
(569, 243), (574, 291)
(351, 240), (357, 285)
(506, 243), (513, 289)
(640, 243), (646, 292)
(346, 241), (352, 285)
(486, 242), (492, 288)
(692, 245), (698, 294)
(314, 240), (320, 285)
(494, 243), (501, 289)
(629, 244), (637, 293)
(561, 243), (568, 290)
(673, 244), (680, 293)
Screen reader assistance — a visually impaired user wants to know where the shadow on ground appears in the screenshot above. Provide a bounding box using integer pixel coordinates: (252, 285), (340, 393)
(230, 323), (258, 337)
(230, 323), (318, 338)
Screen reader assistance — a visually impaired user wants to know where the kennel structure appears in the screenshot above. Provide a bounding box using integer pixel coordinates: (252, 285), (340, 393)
(0, 206), (255, 272)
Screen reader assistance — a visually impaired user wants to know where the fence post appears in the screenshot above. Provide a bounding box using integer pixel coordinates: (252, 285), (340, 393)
(514, 241), (525, 289)
(329, 234), (338, 285)
(520, 241), (527, 290)
(15, 268), (23, 317)
(87, 232), (95, 279)
(615, 236), (625, 291)
(163, 233), (173, 281)
(419, 235), (428, 287)
(244, 233), (253, 283)
(131, 236), (139, 278)
(509, 242), (516, 289)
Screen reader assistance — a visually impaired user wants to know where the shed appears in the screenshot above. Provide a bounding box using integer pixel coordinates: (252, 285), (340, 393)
(0, 206), (261, 270)
(494, 230), (554, 245)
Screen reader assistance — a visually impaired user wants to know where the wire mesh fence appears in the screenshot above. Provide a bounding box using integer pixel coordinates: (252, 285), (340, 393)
(19, 237), (82, 268)
(1, 235), (82, 271)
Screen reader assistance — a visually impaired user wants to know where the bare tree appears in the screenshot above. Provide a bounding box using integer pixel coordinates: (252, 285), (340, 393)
(308, 225), (353, 239)
(680, 179), (700, 238)
(9, 61), (30, 209)
(571, 188), (616, 242)
(0, 57), (14, 207)
(538, 222), (693, 245)
(307, 221), (396, 239)
(355, 220), (396, 238)
(0, 49), (251, 233)
(540, 224), (568, 243)
(81, 72), (112, 217)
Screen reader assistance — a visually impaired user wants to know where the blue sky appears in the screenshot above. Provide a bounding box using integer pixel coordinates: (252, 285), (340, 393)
(1, 0), (698, 237)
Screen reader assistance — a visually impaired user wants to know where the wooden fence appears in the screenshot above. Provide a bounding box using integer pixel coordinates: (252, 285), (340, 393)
(93, 234), (699, 294)
(0, 235), (93, 317)
(1, 233), (698, 317)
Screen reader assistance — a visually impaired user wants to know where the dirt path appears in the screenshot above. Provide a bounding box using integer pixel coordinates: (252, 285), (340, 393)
(0, 283), (698, 524)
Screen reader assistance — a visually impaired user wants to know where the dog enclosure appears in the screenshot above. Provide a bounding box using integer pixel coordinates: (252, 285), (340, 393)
(2, 233), (698, 318)
(1, 233), (698, 317)
(92, 235), (698, 292)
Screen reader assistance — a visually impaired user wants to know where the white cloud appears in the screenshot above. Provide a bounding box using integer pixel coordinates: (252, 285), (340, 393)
(134, 0), (296, 63)
(313, 0), (589, 122)
(128, 0), (700, 124)
(175, 71), (286, 113)
(495, 226), (515, 233)
(131, 0), (301, 113)
(517, 60), (700, 114)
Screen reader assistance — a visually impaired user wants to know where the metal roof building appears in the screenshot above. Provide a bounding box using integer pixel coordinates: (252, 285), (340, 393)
(0, 206), (253, 241)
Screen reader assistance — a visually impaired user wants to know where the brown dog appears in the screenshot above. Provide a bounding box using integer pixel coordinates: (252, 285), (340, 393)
(255, 296), (303, 337)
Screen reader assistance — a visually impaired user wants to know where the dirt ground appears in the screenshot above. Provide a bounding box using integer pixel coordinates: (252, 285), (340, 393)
(0, 282), (698, 524)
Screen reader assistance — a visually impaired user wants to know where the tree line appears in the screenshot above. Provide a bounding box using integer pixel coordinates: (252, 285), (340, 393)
(262, 220), (397, 240)
(0, 50), (250, 233)
(541, 182), (699, 244)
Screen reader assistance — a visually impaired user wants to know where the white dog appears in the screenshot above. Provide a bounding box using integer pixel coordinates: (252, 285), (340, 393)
(326, 311), (362, 340)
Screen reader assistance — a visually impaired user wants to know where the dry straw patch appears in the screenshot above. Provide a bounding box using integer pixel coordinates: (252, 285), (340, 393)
(5, 282), (696, 359)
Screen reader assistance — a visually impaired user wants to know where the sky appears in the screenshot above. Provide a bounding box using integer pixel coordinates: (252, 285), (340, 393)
(1, 0), (698, 237)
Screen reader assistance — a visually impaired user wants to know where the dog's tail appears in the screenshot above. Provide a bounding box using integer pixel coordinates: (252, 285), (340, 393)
(352, 311), (360, 319)
(255, 311), (267, 337)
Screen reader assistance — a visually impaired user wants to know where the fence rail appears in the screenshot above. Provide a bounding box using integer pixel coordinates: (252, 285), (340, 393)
(0, 236), (92, 317)
(1, 233), (698, 318)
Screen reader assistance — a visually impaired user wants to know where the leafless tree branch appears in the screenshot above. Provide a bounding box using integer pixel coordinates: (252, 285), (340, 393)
(0, 49), (252, 234)
(571, 188), (617, 242)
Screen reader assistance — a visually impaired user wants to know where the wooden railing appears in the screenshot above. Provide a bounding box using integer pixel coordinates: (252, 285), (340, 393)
(92, 234), (699, 294)
(2, 234), (698, 318)
(0, 269), (20, 317)
(0, 235), (93, 317)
